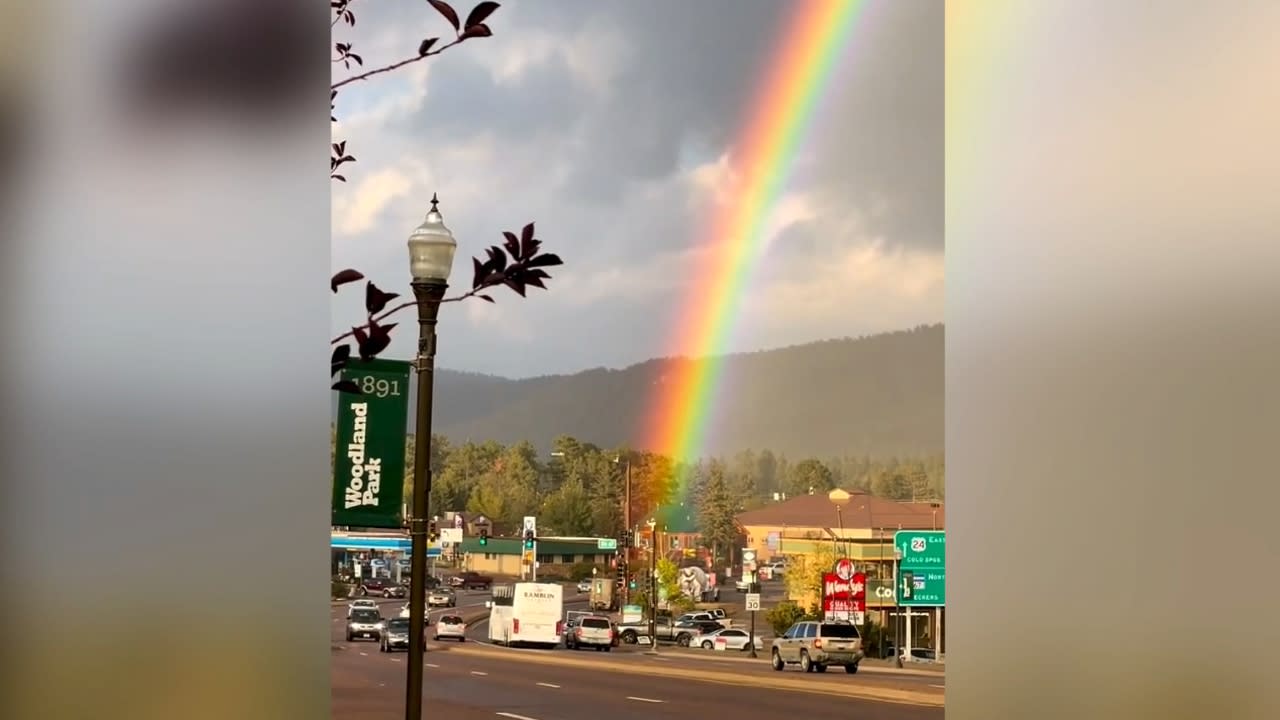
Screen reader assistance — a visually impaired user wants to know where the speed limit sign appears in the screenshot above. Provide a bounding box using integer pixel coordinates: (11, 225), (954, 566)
(745, 593), (761, 612)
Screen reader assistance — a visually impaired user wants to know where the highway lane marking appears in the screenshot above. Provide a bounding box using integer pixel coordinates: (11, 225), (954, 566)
(390, 658), (401, 662)
(535, 682), (560, 689)
(929, 684), (945, 688)
(470, 671), (489, 676)
(495, 714), (540, 720)
(359, 652), (368, 656)
(426, 663), (440, 668)
(626, 696), (665, 703)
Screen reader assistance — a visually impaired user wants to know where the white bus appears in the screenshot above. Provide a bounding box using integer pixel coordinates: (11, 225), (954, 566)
(487, 582), (564, 648)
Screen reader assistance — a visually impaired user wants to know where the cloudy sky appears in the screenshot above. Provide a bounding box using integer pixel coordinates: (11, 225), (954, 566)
(331, 0), (942, 378)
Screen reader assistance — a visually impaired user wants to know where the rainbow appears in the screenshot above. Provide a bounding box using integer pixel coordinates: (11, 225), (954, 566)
(642, 0), (868, 462)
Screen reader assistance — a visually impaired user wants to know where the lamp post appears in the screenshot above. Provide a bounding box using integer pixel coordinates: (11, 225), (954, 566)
(827, 488), (851, 561)
(404, 194), (457, 720)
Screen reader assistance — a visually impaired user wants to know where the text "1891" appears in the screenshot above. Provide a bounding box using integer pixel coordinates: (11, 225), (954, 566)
(352, 376), (402, 398)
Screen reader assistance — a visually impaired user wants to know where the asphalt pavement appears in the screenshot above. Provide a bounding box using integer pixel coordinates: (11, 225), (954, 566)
(333, 637), (942, 720)
(333, 585), (943, 719)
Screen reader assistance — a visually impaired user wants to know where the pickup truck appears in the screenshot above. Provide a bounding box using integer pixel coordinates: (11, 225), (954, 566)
(450, 572), (493, 591)
(616, 617), (723, 646)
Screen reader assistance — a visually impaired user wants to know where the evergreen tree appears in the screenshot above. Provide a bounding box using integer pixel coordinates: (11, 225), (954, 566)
(696, 460), (740, 565)
(786, 458), (835, 496)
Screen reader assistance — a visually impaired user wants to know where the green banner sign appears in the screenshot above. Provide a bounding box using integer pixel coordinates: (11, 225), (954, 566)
(332, 358), (411, 528)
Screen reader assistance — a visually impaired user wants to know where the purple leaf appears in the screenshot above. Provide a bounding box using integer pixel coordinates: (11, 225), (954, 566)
(464, 2), (501, 29)
(477, 294), (495, 303)
(525, 253), (563, 269)
(364, 282), (401, 315)
(331, 344), (353, 375)
(418, 37), (439, 56)
(458, 23), (492, 40)
(428, 0), (460, 32)
(359, 320), (393, 360)
(471, 256), (487, 289)
(332, 380), (362, 394)
(502, 231), (520, 258)
(503, 277), (527, 297)
(485, 246), (508, 273)
(332, 269), (365, 293)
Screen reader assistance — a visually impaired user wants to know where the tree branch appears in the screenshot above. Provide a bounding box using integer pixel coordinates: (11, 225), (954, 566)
(332, 0), (357, 29)
(332, 40), (463, 91)
(330, 285), (490, 345)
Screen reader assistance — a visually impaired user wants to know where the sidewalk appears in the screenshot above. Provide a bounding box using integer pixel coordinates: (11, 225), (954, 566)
(659, 647), (944, 676)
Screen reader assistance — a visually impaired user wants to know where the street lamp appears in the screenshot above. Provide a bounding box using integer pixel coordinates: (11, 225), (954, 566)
(404, 194), (456, 720)
(828, 488), (851, 560)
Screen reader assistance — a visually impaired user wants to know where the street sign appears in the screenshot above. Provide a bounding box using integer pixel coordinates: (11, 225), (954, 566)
(895, 530), (945, 607)
(440, 528), (462, 545)
(745, 593), (761, 612)
(853, 611), (866, 625)
(597, 538), (618, 550)
(523, 516), (537, 537)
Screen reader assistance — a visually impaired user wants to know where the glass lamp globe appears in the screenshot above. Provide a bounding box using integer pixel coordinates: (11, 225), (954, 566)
(407, 194), (457, 282)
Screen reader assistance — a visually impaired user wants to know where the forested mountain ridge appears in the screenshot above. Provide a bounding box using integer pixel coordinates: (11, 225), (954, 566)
(428, 324), (943, 459)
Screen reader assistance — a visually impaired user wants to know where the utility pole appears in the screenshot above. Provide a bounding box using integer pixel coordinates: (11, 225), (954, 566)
(647, 520), (659, 654)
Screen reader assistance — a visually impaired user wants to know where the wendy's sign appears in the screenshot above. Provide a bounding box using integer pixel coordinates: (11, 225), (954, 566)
(822, 559), (866, 622)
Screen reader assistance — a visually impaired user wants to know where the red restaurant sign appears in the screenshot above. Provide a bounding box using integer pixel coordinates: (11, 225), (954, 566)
(822, 559), (866, 621)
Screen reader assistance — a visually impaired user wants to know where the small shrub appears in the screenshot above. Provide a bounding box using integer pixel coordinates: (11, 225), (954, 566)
(565, 562), (603, 582)
(766, 602), (806, 636)
(332, 580), (351, 599)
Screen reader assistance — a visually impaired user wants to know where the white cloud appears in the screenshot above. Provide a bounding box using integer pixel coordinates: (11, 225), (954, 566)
(329, 0), (943, 377)
(333, 167), (413, 238)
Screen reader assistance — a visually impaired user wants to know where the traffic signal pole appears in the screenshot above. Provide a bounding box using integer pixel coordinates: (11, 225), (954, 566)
(623, 459), (631, 608)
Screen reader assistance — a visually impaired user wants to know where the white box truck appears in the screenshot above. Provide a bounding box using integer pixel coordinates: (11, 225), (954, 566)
(487, 582), (564, 648)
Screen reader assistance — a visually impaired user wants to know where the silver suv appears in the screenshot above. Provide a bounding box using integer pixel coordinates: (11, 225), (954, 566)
(770, 620), (865, 674)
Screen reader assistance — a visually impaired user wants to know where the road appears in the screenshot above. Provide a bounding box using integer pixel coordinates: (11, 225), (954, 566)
(333, 639), (942, 720)
(332, 586), (944, 719)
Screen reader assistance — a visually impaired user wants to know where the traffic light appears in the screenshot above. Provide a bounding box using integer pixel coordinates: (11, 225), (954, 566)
(628, 578), (637, 590)
(523, 528), (535, 550)
(901, 571), (914, 601)
(428, 519), (438, 542)
(478, 528), (488, 546)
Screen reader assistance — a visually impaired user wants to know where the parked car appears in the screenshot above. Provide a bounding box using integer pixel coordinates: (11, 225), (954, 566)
(346, 608), (384, 642)
(379, 617), (413, 652)
(617, 617), (723, 645)
(563, 615), (614, 651)
(433, 614), (467, 642)
(576, 579), (592, 593)
(689, 627), (764, 652)
(770, 620), (865, 674)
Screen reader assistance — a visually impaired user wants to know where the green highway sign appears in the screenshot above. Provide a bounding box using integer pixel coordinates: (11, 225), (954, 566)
(895, 530), (945, 607)
(597, 538), (618, 550)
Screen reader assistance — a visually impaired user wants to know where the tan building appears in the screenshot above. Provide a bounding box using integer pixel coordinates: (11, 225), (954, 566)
(735, 491), (944, 653)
